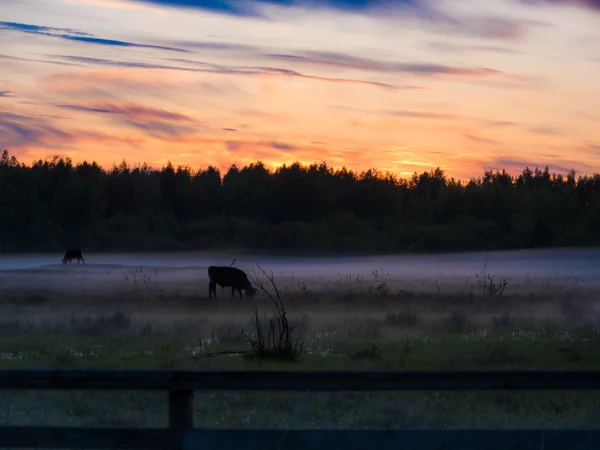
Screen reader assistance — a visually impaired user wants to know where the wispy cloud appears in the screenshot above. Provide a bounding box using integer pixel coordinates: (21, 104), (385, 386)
(490, 155), (595, 175)
(425, 41), (523, 55)
(243, 66), (402, 88)
(160, 40), (506, 82)
(121, 119), (199, 139)
(0, 91), (14, 97)
(54, 102), (201, 139)
(0, 109), (148, 154)
(169, 40), (260, 52)
(126, 0), (266, 17)
(126, 0), (422, 18)
(0, 111), (73, 148)
(55, 102), (196, 123)
(529, 126), (563, 135)
(0, 21), (190, 52)
(434, 16), (550, 41)
(388, 110), (463, 120)
(226, 140), (241, 151)
(128, 0), (548, 41)
(263, 51), (502, 78)
(485, 120), (518, 127)
(40, 69), (247, 108)
(583, 140), (600, 154)
(517, 0), (600, 12)
(0, 53), (84, 67)
(0, 21), (92, 36)
(224, 138), (297, 152)
(160, 36), (515, 82)
(52, 55), (409, 89)
(61, 35), (190, 52)
(56, 104), (116, 114)
(269, 141), (296, 151)
(464, 132), (499, 145)
(52, 55), (198, 71)
(382, 110), (521, 131)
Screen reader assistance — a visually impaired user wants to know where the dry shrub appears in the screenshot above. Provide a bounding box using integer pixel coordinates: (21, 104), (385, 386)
(245, 264), (304, 362)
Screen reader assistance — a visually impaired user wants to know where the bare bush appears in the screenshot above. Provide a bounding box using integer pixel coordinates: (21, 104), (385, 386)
(122, 266), (160, 299)
(474, 258), (508, 297)
(245, 264), (304, 362)
(370, 268), (391, 296)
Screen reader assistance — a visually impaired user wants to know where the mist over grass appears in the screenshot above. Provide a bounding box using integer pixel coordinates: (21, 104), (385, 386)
(1, 257), (600, 428)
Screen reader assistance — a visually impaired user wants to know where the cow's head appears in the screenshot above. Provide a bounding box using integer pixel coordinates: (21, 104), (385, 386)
(62, 257), (68, 264)
(245, 286), (258, 298)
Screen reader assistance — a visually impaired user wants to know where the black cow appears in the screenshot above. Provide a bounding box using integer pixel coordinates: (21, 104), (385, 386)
(62, 248), (85, 264)
(208, 266), (257, 299)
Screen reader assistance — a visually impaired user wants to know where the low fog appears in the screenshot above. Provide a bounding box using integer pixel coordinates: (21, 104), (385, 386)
(0, 248), (599, 296)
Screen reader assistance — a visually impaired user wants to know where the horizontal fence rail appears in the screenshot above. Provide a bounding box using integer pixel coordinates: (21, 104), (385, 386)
(1, 369), (600, 450)
(0, 428), (599, 450)
(3, 368), (600, 390)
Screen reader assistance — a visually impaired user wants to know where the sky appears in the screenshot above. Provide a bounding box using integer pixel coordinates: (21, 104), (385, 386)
(1, 0), (599, 179)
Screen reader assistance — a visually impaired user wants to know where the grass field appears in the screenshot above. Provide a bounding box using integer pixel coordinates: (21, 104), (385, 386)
(1, 261), (600, 429)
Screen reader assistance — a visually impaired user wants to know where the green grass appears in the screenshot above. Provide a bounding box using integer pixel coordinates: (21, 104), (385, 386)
(1, 261), (599, 430)
(2, 326), (600, 429)
(1, 327), (598, 371)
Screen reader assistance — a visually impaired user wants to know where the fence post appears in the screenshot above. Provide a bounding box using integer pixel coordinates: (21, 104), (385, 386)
(169, 390), (195, 450)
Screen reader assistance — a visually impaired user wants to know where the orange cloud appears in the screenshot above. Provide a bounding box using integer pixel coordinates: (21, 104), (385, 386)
(2, 0), (599, 182)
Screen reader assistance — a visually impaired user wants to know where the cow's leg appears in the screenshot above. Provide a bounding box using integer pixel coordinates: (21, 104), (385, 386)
(81, 257), (85, 264)
(231, 287), (235, 298)
(209, 280), (217, 298)
(238, 289), (244, 300)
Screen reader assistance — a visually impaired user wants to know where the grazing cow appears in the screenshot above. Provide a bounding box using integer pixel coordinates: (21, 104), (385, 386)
(62, 248), (85, 264)
(208, 266), (257, 299)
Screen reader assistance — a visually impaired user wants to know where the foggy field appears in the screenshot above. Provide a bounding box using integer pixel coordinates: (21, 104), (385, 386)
(0, 248), (599, 322)
(2, 247), (600, 295)
(2, 248), (600, 429)
(1, 248), (600, 340)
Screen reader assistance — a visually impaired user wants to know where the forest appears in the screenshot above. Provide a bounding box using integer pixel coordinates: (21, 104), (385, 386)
(0, 149), (598, 253)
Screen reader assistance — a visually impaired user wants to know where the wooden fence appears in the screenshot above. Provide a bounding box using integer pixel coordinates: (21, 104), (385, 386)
(0, 369), (600, 449)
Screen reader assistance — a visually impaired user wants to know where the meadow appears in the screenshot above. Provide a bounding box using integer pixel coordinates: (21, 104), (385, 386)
(1, 255), (600, 431)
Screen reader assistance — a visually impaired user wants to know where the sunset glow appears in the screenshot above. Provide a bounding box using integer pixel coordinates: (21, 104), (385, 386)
(1, 0), (600, 179)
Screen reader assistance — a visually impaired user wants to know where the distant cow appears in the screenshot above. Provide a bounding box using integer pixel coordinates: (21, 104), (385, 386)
(208, 266), (257, 299)
(62, 248), (85, 264)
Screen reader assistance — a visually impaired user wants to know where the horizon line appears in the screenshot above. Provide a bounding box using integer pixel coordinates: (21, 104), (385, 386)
(0, 149), (593, 182)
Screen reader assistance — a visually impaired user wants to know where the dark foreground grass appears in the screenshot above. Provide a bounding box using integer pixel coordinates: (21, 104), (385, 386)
(1, 326), (600, 429)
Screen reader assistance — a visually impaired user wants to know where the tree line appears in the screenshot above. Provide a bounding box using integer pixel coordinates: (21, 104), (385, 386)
(0, 149), (598, 253)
